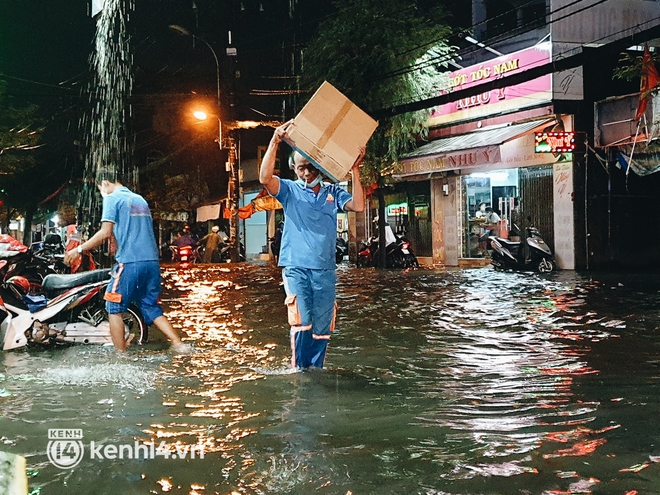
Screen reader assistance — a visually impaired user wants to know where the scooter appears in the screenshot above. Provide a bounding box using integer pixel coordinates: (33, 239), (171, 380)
(357, 233), (418, 268)
(0, 269), (147, 351)
(489, 224), (556, 273)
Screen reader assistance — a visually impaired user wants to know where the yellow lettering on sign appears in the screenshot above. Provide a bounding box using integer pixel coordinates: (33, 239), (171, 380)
(470, 65), (492, 82)
(493, 58), (519, 75)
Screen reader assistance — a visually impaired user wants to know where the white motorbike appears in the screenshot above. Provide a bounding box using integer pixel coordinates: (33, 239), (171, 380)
(0, 269), (147, 351)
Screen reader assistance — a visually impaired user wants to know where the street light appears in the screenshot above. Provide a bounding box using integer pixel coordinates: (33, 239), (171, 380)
(170, 24), (241, 263)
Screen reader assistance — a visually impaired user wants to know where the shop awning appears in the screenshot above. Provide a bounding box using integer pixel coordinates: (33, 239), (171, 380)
(395, 118), (555, 178)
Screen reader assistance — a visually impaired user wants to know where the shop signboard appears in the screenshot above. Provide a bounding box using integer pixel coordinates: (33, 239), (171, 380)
(534, 131), (576, 153)
(500, 132), (571, 169)
(397, 145), (501, 176)
(534, 131), (585, 154)
(386, 203), (408, 216)
(428, 42), (552, 127)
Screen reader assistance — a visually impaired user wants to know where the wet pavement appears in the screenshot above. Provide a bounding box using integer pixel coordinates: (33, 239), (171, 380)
(2, 262), (660, 494)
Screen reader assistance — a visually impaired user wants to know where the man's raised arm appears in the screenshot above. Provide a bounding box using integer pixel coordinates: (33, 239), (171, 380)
(260, 119), (293, 196)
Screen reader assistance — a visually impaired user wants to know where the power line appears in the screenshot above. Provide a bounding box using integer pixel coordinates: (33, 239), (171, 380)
(376, 0), (611, 82)
(371, 20), (660, 119)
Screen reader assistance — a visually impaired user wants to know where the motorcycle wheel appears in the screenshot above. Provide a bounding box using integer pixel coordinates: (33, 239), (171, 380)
(121, 305), (148, 345)
(389, 253), (405, 269)
(536, 258), (555, 274)
(405, 254), (419, 268)
(357, 255), (370, 268)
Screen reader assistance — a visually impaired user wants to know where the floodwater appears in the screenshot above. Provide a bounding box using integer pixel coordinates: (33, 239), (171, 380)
(2, 263), (660, 494)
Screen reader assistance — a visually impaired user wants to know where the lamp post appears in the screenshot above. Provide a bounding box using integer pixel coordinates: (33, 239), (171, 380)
(170, 24), (241, 263)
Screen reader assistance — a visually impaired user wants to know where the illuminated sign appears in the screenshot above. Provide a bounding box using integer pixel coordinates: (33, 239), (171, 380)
(534, 132), (578, 153)
(429, 42), (552, 126)
(386, 203), (408, 216)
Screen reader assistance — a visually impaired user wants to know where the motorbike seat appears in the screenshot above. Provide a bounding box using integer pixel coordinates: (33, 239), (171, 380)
(42, 268), (111, 293)
(495, 237), (521, 248)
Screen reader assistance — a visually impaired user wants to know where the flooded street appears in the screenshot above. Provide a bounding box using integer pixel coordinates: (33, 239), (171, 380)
(2, 263), (660, 494)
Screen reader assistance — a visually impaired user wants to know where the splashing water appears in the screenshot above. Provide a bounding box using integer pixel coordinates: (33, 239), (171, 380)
(14, 362), (156, 392)
(79, 0), (136, 224)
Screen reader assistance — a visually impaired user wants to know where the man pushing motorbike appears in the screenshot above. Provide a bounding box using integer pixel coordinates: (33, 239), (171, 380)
(63, 168), (191, 353)
(260, 120), (366, 369)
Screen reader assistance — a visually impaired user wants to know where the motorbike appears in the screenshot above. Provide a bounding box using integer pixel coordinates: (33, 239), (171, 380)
(170, 244), (199, 264)
(335, 237), (348, 264)
(357, 233), (419, 268)
(30, 233), (95, 274)
(33, 233), (65, 256)
(0, 268), (147, 351)
(218, 238), (246, 262)
(489, 224), (556, 273)
(0, 250), (57, 294)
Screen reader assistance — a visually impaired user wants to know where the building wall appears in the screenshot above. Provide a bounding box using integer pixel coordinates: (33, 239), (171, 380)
(552, 0), (660, 48)
(553, 161), (576, 269)
(431, 177), (460, 266)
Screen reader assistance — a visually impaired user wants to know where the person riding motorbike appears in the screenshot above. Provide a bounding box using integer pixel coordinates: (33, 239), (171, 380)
(173, 230), (197, 249)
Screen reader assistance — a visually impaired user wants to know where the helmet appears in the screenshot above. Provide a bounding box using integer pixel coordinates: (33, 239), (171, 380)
(211, 226), (220, 233)
(44, 233), (62, 246)
(7, 276), (30, 297)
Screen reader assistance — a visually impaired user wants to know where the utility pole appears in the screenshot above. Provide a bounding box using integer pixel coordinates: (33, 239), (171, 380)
(170, 23), (242, 262)
(227, 137), (240, 262)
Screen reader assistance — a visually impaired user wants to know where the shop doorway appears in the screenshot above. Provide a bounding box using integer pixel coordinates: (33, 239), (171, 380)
(461, 170), (519, 258)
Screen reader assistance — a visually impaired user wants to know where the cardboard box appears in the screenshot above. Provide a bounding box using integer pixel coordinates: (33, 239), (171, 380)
(283, 81), (378, 182)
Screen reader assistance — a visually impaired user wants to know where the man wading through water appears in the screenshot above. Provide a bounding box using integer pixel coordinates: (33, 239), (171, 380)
(260, 120), (366, 369)
(64, 169), (191, 353)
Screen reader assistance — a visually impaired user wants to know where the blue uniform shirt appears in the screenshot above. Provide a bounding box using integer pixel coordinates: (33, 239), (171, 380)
(101, 186), (159, 263)
(274, 178), (352, 270)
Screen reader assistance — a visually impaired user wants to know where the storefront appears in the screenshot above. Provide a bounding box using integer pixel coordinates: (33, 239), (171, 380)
(395, 115), (577, 269)
(392, 40), (579, 269)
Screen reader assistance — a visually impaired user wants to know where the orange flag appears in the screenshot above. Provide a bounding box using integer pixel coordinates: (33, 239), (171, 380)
(634, 44), (659, 121)
(238, 204), (254, 219)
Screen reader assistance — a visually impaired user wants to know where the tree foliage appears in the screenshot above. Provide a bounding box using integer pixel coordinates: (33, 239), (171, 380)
(300, 0), (456, 183)
(0, 79), (46, 233)
(0, 80), (42, 178)
(613, 50), (660, 84)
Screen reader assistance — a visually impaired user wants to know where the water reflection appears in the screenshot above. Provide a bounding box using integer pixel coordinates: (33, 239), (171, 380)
(2, 264), (660, 493)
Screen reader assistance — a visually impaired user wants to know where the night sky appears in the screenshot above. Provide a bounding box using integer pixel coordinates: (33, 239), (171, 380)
(0, 0), (471, 207)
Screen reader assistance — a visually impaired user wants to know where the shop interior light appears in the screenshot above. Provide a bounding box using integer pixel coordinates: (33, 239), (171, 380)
(470, 171), (509, 181)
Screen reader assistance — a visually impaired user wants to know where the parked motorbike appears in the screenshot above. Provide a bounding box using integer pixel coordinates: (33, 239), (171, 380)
(31, 233), (96, 274)
(0, 250), (57, 294)
(335, 237), (348, 264)
(489, 224), (556, 273)
(357, 233), (419, 268)
(0, 268), (147, 351)
(31, 233), (65, 257)
(218, 238), (246, 262)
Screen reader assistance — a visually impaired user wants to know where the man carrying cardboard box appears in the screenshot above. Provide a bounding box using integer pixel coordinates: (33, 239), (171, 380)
(260, 120), (366, 369)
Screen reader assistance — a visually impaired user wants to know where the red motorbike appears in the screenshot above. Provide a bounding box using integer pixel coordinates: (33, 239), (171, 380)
(169, 244), (199, 264)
